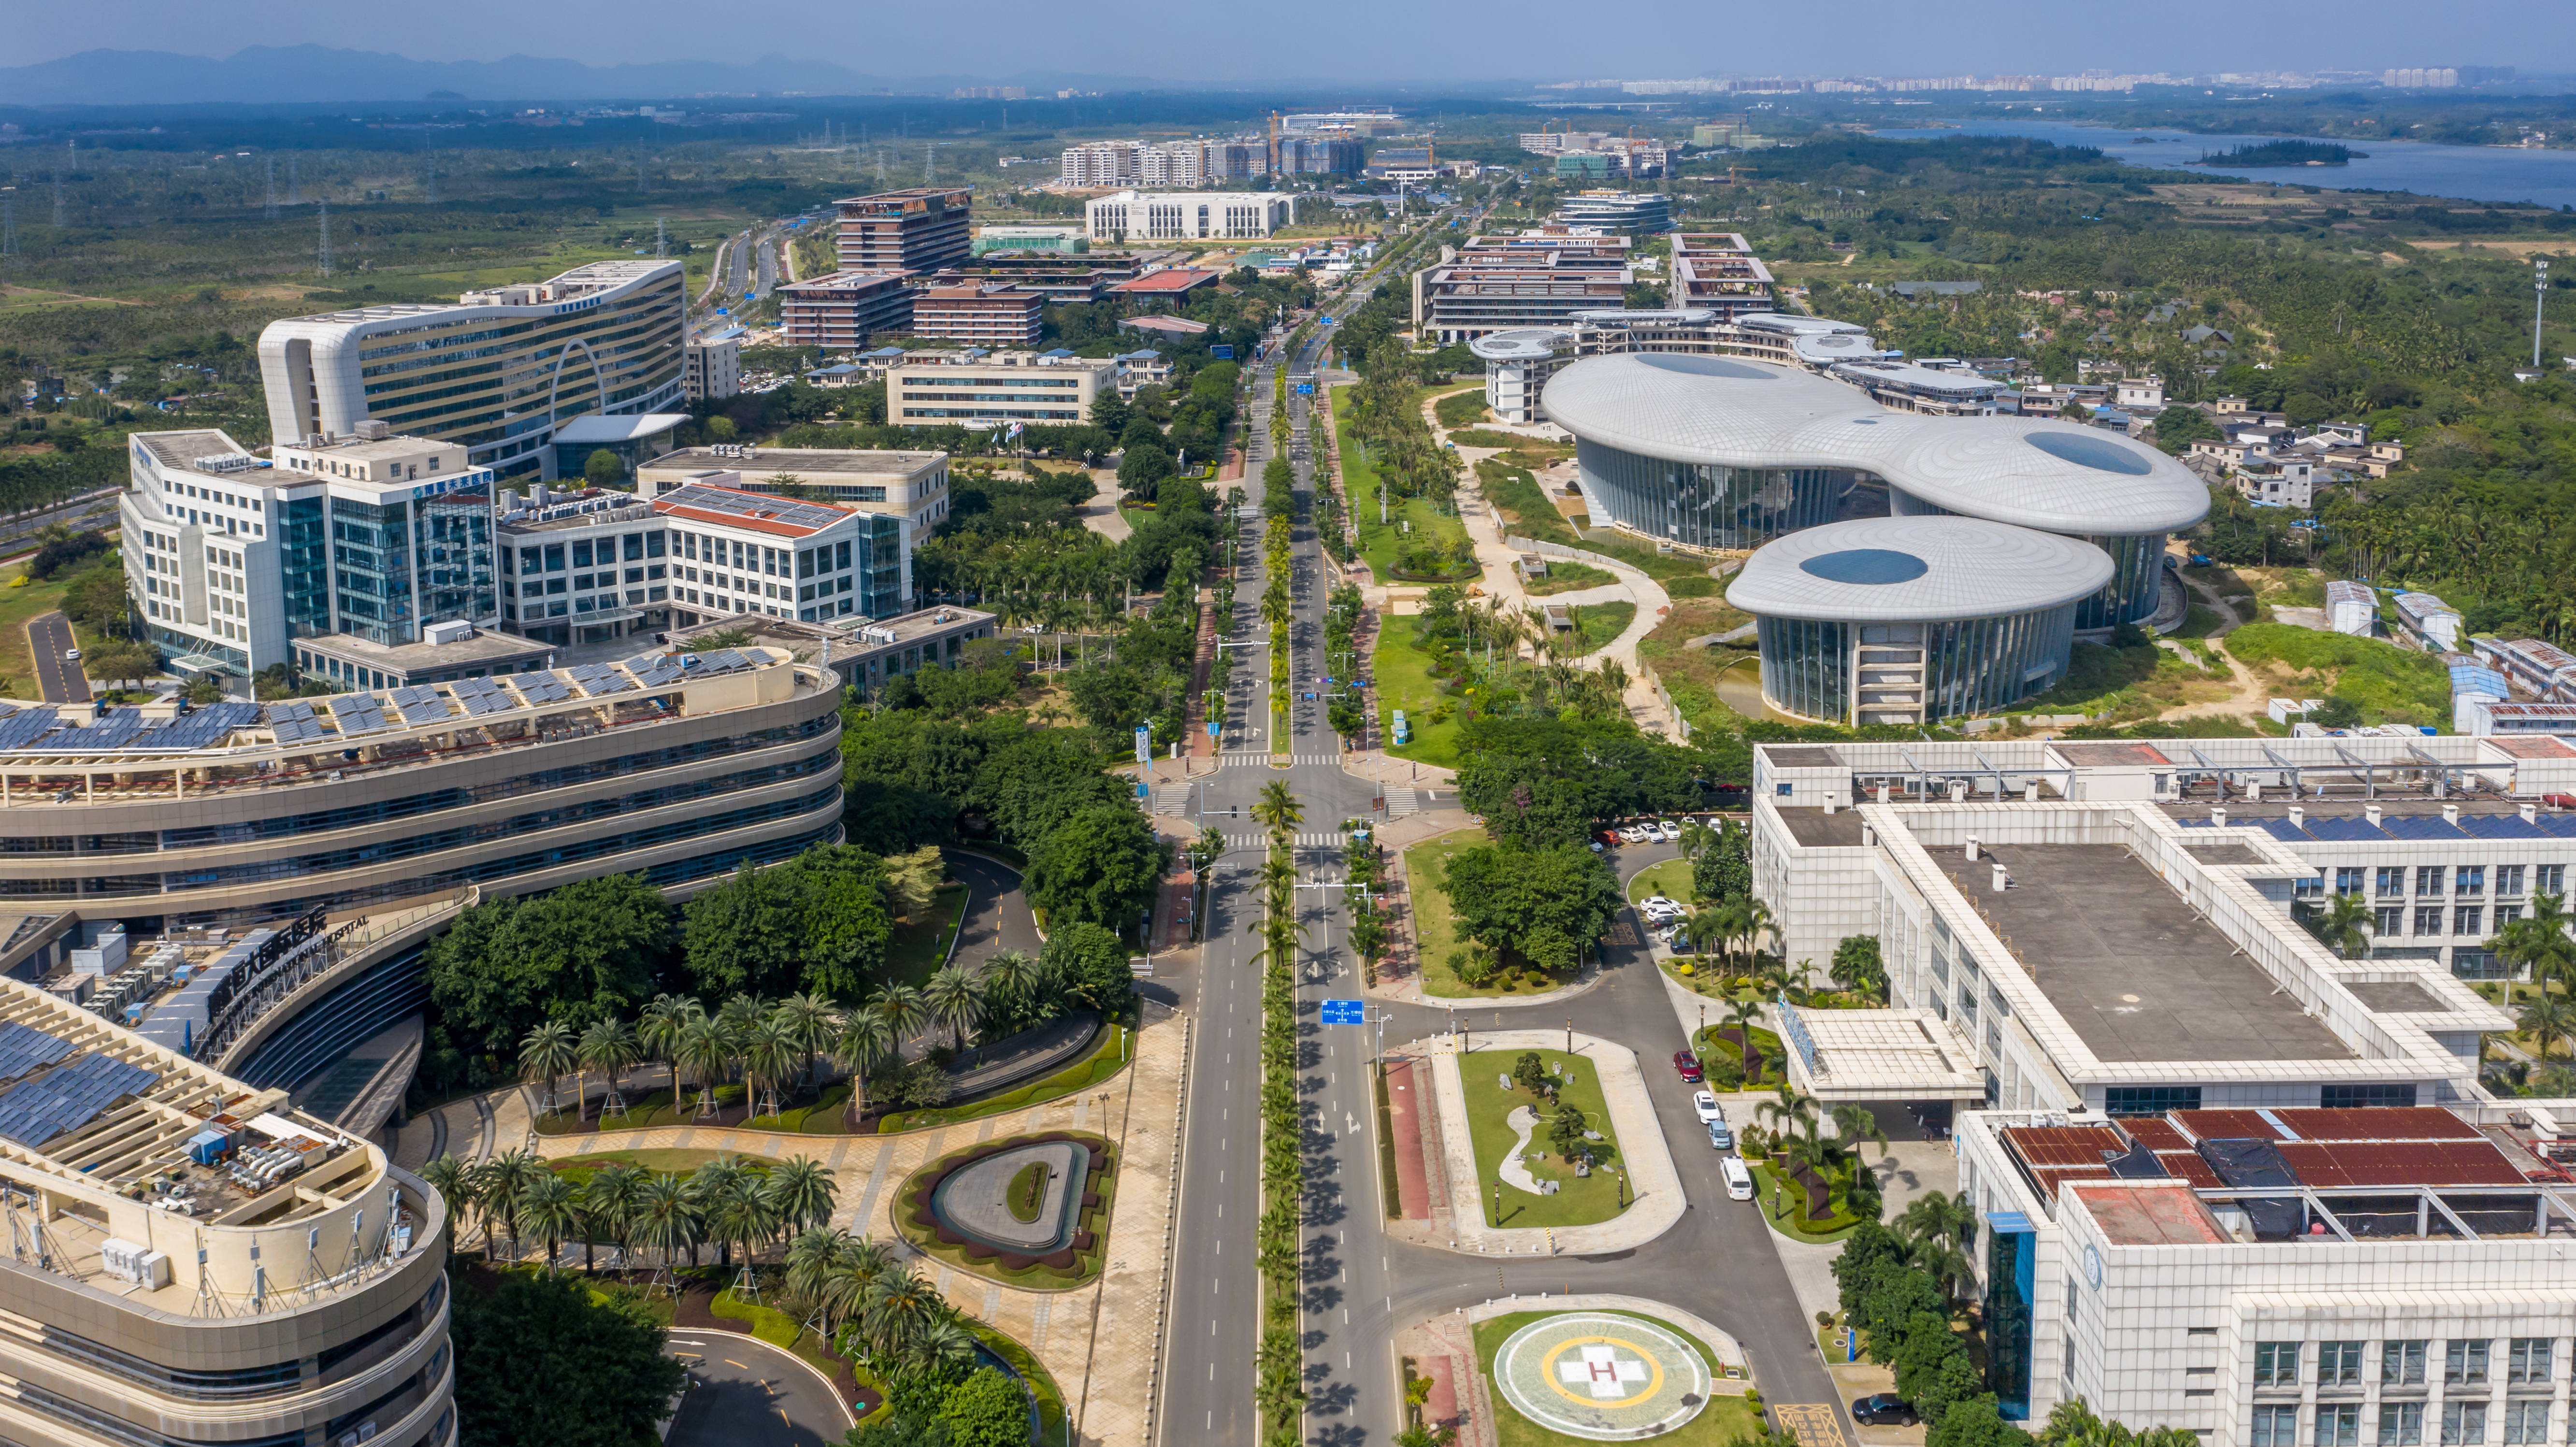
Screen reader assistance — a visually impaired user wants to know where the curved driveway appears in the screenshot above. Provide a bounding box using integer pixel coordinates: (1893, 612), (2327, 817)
(949, 851), (1041, 974)
(665, 1330), (852, 1447)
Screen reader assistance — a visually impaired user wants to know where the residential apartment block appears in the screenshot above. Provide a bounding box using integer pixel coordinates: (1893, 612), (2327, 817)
(685, 326), (744, 402)
(833, 187), (973, 275)
(776, 270), (917, 348)
(256, 259), (685, 479)
(886, 350), (1115, 430)
(1085, 190), (1296, 242)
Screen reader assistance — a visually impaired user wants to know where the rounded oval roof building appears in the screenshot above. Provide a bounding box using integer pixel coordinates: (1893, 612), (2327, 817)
(1726, 516), (2116, 623)
(1539, 352), (2208, 536)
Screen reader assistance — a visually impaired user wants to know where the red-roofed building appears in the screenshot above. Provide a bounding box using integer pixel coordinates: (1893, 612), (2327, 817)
(1109, 267), (1221, 300)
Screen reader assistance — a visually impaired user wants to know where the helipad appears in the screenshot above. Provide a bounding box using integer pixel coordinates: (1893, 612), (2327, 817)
(1494, 1311), (1711, 1439)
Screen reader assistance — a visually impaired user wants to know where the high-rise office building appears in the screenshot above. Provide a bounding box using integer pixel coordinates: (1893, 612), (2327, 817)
(257, 260), (685, 479)
(833, 187), (973, 275)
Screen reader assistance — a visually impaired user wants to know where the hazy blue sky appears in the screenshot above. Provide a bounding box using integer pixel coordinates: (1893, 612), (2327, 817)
(4, 0), (2570, 84)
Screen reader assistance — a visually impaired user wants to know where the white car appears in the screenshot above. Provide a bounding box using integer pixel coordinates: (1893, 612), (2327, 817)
(62, 648), (79, 663)
(1641, 895), (1685, 916)
(1721, 1155), (1755, 1201)
(1655, 820), (1682, 842)
(1691, 1090), (1725, 1124)
(1619, 825), (1650, 844)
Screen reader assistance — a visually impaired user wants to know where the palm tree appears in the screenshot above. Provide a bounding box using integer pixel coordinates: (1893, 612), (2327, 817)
(832, 1007), (897, 1120)
(2500, 893), (2576, 989)
(772, 992), (840, 1093)
(419, 1153), (471, 1232)
(1251, 779), (1304, 840)
(517, 1020), (578, 1119)
(576, 1017), (641, 1122)
(516, 1170), (581, 1271)
(676, 1016), (734, 1119)
(909, 1314), (980, 1379)
(980, 948), (1040, 1004)
(474, 1149), (546, 1261)
(580, 1162), (644, 1274)
(1710, 898), (1756, 970)
(874, 983), (930, 1047)
(1719, 993), (1766, 1081)
(683, 1159), (749, 1268)
(710, 1173), (783, 1276)
(628, 1173), (700, 1272)
(638, 994), (703, 1113)
(765, 1157), (838, 1242)
(1677, 820), (1719, 862)
(2309, 890), (2375, 959)
(859, 1258), (943, 1362)
(2519, 989), (2576, 1064)
(742, 1017), (801, 1121)
(1738, 897), (1780, 970)
(922, 963), (988, 1053)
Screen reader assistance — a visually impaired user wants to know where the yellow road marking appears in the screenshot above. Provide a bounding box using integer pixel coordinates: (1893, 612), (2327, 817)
(726, 1359), (748, 1369)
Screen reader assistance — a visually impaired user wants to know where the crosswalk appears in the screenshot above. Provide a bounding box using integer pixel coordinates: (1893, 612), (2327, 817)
(1199, 832), (1355, 851)
(1217, 752), (1343, 767)
(1383, 786), (1424, 818)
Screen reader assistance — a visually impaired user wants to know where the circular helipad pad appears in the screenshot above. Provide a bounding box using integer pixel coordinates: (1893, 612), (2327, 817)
(1493, 1312), (1709, 1440)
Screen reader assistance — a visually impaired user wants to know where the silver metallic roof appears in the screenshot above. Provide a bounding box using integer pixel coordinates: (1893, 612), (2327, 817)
(1725, 516), (2116, 622)
(1541, 352), (2209, 535)
(1468, 328), (1574, 360)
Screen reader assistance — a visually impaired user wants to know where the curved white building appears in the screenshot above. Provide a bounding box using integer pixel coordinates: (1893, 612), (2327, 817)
(1466, 328), (1576, 425)
(259, 260), (686, 480)
(1540, 353), (2207, 628)
(1726, 516), (2115, 726)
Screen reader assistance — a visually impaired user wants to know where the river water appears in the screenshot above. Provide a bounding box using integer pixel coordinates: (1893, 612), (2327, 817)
(1870, 121), (2576, 211)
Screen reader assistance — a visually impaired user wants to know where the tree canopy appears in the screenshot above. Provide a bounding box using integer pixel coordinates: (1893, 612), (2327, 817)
(425, 875), (675, 1058)
(450, 1271), (686, 1447)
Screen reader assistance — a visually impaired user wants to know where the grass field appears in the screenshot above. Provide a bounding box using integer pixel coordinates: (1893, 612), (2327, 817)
(1435, 388), (1492, 429)
(1626, 860), (1692, 907)
(1373, 622), (1463, 768)
(883, 884), (970, 989)
(1337, 385), (1479, 585)
(1565, 601), (1636, 656)
(1476, 458), (1719, 587)
(1634, 598), (1759, 733)
(1522, 560), (1615, 597)
(1460, 1048), (1630, 1229)
(1471, 1310), (1757, 1447)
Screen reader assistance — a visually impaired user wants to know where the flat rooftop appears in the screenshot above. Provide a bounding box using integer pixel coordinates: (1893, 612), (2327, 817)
(645, 446), (946, 477)
(2171, 800), (2576, 845)
(1775, 807), (1867, 848)
(1925, 841), (2352, 1064)
(299, 629), (555, 669)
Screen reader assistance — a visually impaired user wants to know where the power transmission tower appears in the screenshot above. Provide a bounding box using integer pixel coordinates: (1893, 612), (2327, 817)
(287, 155), (301, 205)
(874, 149), (886, 184)
(656, 216), (667, 259)
(1, 189), (16, 258)
(317, 200), (332, 277)
(923, 143), (934, 184)
(52, 167), (64, 227)
(424, 153), (436, 205)
(264, 156), (278, 218)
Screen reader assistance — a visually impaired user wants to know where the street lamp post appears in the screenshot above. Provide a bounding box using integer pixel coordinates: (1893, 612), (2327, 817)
(2539, 259), (2552, 372)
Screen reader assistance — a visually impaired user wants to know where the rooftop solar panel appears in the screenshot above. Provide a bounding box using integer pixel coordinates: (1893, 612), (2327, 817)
(0, 1022), (72, 1083)
(0, 709), (58, 750)
(459, 690), (513, 718)
(623, 652), (667, 674)
(394, 696), (451, 726)
(694, 649), (746, 675)
(575, 671), (634, 697)
(272, 717), (325, 744)
(263, 701), (315, 724)
(31, 715), (148, 751)
(509, 672), (571, 704)
(0, 1052), (160, 1148)
(327, 698), (389, 738)
(449, 678), (504, 700)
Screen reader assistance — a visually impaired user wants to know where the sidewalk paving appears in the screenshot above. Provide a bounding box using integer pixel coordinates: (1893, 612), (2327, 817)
(1418, 1030), (1684, 1258)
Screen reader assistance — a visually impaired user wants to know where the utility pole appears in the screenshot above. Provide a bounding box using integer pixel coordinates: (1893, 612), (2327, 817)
(52, 161), (65, 227)
(317, 200), (332, 277)
(264, 157), (278, 219)
(287, 154), (300, 205)
(424, 153), (437, 205)
(656, 217), (667, 259)
(1, 190), (16, 258)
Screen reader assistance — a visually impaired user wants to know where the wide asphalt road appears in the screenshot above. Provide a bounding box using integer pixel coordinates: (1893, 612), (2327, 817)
(26, 611), (89, 704)
(665, 1330), (851, 1447)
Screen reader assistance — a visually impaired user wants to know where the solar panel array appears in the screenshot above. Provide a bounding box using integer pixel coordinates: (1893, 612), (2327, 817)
(0, 708), (62, 750)
(264, 701), (325, 744)
(0, 1052), (159, 1148)
(627, 654), (689, 690)
(326, 695), (389, 738)
(0, 1022), (73, 1083)
(691, 649), (752, 676)
(134, 702), (263, 753)
(387, 685), (452, 727)
(28, 713), (151, 751)
(567, 663), (633, 698)
(509, 671), (571, 704)
(450, 678), (513, 717)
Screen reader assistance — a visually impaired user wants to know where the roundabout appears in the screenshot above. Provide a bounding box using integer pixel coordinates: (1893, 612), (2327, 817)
(1493, 1311), (1711, 1440)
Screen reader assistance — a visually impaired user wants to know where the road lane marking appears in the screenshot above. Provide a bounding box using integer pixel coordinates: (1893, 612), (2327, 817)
(726, 1359), (748, 1369)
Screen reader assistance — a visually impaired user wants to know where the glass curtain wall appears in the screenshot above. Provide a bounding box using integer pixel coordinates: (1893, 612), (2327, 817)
(416, 495), (496, 628)
(1757, 604), (2077, 726)
(1577, 439), (1848, 550)
(329, 498), (413, 644)
(2076, 532), (2164, 630)
(280, 497), (331, 640)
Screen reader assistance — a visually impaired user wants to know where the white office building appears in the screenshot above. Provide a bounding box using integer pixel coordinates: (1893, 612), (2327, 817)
(1085, 190), (1296, 242)
(686, 326), (745, 402)
(258, 260), (686, 479)
(123, 426), (497, 679)
(1468, 328), (1578, 425)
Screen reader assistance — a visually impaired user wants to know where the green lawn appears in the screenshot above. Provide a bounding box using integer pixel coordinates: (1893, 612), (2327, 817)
(1566, 601), (1637, 656)
(1374, 621), (1463, 768)
(546, 1148), (768, 1189)
(1471, 1310), (1761, 1447)
(1522, 560), (1616, 597)
(1477, 459), (1716, 586)
(883, 883), (970, 989)
(1336, 384), (1479, 585)
(875, 1021), (1131, 1133)
(1460, 1048), (1630, 1229)
(1626, 860), (1692, 907)
(1435, 388), (1492, 429)
(1747, 1159), (1869, 1244)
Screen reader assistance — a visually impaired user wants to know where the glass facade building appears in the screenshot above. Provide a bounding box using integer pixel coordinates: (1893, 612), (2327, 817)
(1756, 604), (2078, 727)
(1892, 489), (2162, 630)
(1575, 437), (1863, 550)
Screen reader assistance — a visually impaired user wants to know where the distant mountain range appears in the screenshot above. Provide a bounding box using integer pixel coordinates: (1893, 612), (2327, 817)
(0, 45), (1172, 107)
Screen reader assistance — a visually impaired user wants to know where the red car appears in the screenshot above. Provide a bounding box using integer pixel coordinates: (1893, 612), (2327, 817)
(1673, 1050), (1703, 1084)
(1596, 829), (1623, 849)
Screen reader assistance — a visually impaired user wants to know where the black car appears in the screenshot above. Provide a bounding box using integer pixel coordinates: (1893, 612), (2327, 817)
(1852, 1394), (1918, 1426)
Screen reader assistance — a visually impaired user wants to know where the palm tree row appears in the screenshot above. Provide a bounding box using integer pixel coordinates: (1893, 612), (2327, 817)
(518, 964), (1055, 1129)
(781, 1228), (985, 1380)
(417, 1149), (838, 1273)
(1249, 782), (1309, 1444)
(1751, 1083), (1889, 1225)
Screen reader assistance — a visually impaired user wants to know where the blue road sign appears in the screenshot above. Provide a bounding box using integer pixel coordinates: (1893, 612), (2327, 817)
(1207, 720), (1222, 737)
(1296, 384), (1314, 394)
(1321, 999), (1365, 1024)
(1320, 316), (1335, 325)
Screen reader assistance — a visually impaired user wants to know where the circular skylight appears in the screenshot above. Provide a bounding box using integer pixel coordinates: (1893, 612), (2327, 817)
(1799, 549), (1930, 585)
(1636, 354), (1775, 380)
(2024, 430), (2154, 476)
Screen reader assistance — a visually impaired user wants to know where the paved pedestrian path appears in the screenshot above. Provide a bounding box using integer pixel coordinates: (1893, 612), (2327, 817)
(499, 1010), (1190, 1447)
(1419, 1030), (1684, 1257)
